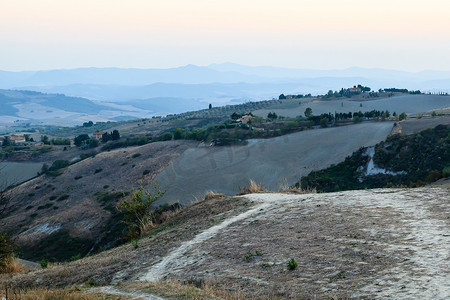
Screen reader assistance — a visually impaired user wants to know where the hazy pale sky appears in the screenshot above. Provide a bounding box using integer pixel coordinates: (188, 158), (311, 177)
(1, 0), (450, 71)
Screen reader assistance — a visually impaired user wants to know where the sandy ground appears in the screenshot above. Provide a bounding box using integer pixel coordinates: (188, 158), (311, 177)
(154, 122), (394, 205)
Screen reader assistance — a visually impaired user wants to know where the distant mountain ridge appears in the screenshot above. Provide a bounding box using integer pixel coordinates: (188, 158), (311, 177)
(2, 64), (450, 105)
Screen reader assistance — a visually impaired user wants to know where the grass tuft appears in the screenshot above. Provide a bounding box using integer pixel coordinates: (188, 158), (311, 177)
(237, 179), (267, 195)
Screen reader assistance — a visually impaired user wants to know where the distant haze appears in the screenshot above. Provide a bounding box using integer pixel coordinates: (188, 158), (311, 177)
(1, 0), (450, 71)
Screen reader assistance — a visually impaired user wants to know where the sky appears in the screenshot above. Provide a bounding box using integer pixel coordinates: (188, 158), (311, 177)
(1, 0), (450, 71)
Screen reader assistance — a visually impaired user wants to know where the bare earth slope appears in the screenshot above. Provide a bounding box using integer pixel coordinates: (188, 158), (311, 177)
(5, 187), (449, 299)
(4, 140), (192, 260)
(154, 121), (394, 205)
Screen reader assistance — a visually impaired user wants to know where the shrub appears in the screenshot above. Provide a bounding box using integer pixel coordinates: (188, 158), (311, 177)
(0, 231), (17, 273)
(143, 170), (150, 175)
(57, 194), (69, 202)
(132, 153), (141, 158)
(94, 168), (103, 174)
(287, 258), (298, 270)
(40, 259), (50, 268)
(443, 166), (450, 178)
(116, 182), (166, 239)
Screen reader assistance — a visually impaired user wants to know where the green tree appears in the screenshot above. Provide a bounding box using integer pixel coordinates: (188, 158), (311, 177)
(399, 112), (407, 121)
(320, 117), (329, 128)
(102, 132), (111, 143)
(74, 134), (89, 147)
(116, 182), (166, 239)
(173, 128), (186, 140)
(41, 135), (50, 145)
(2, 137), (10, 147)
(83, 121), (94, 127)
(267, 112), (278, 120)
(304, 107), (313, 118)
(111, 130), (120, 141)
(279, 94), (286, 99)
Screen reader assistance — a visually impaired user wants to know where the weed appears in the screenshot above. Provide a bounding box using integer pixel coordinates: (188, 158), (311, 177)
(255, 250), (263, 256)
(329, 271), (346, 281)
(287, 258), (298, 270)
(70, 253), (81, 261)
(40, 259), (50, 269)
(132, 240), (139, 249)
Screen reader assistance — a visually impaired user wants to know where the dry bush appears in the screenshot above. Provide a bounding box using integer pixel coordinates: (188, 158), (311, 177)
(0, 257), (24, 274)
(237, 179), (267, 195)
(203, 191), (225, 200)
(157, 208), (182, 224)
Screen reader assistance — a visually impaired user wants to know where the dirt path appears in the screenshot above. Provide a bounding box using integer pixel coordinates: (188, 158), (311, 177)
(139, 188), (449, 299)
(90, 286), (165, 299)
(140, 199), (275, 282)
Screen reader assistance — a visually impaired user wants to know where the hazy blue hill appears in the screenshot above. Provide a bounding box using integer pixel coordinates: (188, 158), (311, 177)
(0, 89), (119, 114)
(0, 65), (263, 88)
(0, 94), (20, 115)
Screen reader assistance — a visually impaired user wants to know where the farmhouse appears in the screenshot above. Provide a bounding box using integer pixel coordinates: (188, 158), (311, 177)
(9, 135), (26, 142)
(237, 115), (253, 124)
(93, 131), (106, 140)
(349, 86), (362, 93)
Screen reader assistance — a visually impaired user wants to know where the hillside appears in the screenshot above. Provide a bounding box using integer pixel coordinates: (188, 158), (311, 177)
(3, 187), (449, 299)
(153, 121), (394, 205)
(3, 141), (192, 261)
(0, 89), (149, 126)
(298, 124), (450, 192)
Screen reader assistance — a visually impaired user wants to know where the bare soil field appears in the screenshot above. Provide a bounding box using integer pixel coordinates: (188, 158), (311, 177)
(153, 122), (394, 206)
(253, 95), (450, 118)
(399, 115), (450, 135)
(3, 187), (448, 299)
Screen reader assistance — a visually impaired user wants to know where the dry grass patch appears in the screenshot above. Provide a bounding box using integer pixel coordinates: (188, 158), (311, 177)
(121, 280), (257, 299)
(237, 180), (267, 195)
(0, 286), (115, 300)
(0, 257), (24, 274)
(203, 191), (225, 200)
(280, 186), (317, 194)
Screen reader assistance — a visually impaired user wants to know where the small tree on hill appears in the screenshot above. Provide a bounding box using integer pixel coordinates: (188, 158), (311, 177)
(304, 107), (313, 118)
(116, 182), (166, 239)
(111, 130), (120, 141)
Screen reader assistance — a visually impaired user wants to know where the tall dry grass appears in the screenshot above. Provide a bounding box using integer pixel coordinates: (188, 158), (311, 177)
(0, 257), (24, 274)
(237, 179), (267, 195)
